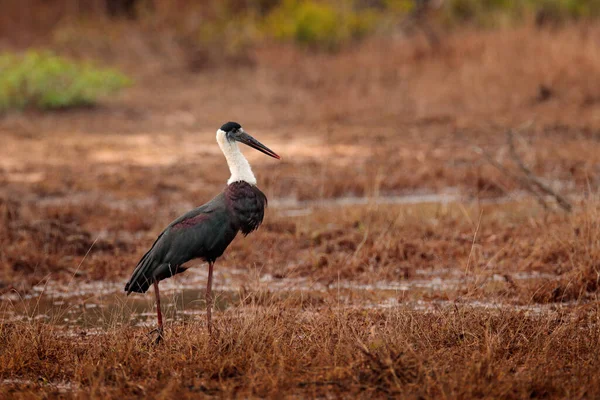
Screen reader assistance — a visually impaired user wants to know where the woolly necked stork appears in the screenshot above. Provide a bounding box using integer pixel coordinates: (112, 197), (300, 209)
(125, 122), (280, 341)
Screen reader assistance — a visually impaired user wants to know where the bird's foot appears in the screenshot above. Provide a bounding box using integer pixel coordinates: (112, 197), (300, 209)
(147, 326), (164, 345)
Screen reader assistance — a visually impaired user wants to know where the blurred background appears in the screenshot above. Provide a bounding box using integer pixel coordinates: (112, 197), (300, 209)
(3, 3), (600, 396)
(1, 0), (600, 308)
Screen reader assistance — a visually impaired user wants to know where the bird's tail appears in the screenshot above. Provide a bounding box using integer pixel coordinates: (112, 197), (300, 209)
(125, 249), (157, 294)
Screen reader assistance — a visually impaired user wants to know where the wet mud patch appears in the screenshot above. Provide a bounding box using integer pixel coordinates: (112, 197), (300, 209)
(0, 263), (572, 333)
(2, 194), (597, 324)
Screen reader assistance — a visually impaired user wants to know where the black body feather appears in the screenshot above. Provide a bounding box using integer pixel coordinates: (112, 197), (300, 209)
(125, 182), (267, 294)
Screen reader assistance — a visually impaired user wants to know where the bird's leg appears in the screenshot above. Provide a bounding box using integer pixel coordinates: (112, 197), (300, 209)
(206, 261), (214, 335)
(149, 280), (164, 344)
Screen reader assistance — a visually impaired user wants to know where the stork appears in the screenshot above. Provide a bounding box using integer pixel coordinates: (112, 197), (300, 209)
(125, 122), (280, 341)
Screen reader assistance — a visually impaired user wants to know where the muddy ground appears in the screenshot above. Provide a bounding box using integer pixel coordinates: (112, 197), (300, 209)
(1, 26), (600, 398)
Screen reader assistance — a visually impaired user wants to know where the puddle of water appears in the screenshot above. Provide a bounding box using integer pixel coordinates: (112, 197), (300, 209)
(271, 191), (461, 209)
(334, 277), (459, 292)
(353, 298), (580, 316)
(1, 288), (234, 329)
(34, 192), (157, 210)
(0, 263), (564, 330)
(273, 191), (465, 217)
(0, 378), (78, 393)
(31, 191), (464, 211)
(14, 185), (531, 215)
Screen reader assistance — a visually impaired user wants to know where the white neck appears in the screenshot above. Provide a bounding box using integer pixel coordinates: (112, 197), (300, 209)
(216, 129), (257, 185)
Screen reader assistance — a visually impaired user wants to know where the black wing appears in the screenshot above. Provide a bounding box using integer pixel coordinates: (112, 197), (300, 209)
(125, 192), (239, 294)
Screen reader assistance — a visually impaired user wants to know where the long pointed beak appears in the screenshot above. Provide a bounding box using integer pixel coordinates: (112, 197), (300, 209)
(236, 132), (281, 160)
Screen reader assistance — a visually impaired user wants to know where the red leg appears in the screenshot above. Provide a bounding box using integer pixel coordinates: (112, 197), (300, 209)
(153, 280), (164, 343)
(206, 261), (214, 335)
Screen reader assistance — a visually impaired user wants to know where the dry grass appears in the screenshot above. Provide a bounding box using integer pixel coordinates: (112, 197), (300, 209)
(2, 19), (600, 399)
(2, 188), (600, 303)
(1, 303), (600, 398)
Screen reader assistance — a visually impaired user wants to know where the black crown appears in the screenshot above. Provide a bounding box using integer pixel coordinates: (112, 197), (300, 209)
(220, 121), (241, 132)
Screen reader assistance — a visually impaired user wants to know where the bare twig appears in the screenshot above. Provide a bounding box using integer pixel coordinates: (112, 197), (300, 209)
(465, 209), (484, 276)
(472, 146), (549, 209)
(506, 130), (572, 212)
(473, 126), (573, 213)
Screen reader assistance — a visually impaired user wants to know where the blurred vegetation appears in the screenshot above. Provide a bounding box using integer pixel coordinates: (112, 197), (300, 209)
(0, 0), (599, 79)
(442, 0), (600, 27)
(263, 0), (381, 50)
(187, 0), (600, 52)
(3, 1), (600, 55)
(0, 51), (131, 111)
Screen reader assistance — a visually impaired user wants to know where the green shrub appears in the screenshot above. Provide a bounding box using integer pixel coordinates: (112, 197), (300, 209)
(382, 0), (417, 14)
(0, 51), (131, 111)
(442, 0), (525, 27)
(264, 0), (380, 50)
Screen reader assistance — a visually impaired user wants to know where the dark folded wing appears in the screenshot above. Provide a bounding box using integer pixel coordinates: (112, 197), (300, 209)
(125, 192), (236, 293)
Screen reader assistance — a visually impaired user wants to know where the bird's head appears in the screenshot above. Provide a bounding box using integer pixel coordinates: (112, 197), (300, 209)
(217, 121), (281, 160)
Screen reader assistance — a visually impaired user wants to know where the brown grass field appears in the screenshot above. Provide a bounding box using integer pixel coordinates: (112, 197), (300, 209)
(2, 21), (600, 398)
